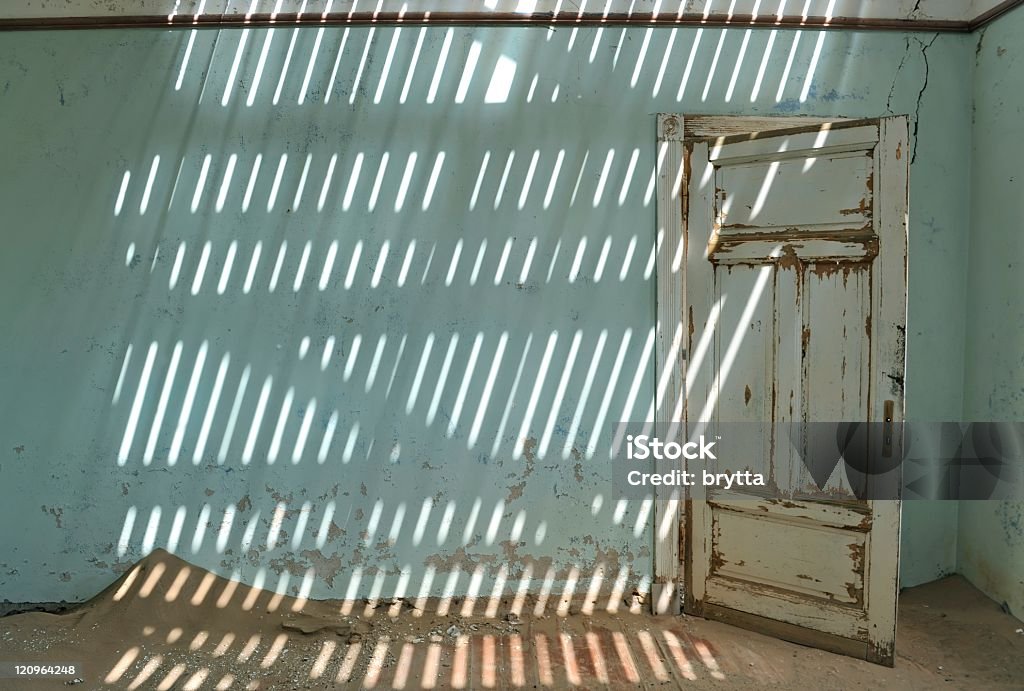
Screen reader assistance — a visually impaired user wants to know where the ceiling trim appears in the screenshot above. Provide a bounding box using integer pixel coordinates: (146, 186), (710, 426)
(970, 0), (1024, 29)
(0, 11), (974, 33)
(0, 2), (1019, 32)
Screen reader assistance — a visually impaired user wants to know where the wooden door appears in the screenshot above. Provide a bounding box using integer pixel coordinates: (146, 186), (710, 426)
(683, 117), (908, 666)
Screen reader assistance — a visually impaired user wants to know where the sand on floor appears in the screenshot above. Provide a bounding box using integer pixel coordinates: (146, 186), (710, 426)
(1, 549), (1022, 689)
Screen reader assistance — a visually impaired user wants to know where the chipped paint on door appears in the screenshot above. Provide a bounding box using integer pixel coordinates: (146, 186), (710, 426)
(683, 117), (908, 666)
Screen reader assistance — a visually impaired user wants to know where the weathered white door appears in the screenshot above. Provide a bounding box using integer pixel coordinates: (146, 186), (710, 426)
(683, 117), (908, 666)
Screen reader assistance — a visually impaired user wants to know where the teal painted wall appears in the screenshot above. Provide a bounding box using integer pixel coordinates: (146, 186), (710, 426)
(960, 7), (1024, 619)
(0, 25), (971, 603)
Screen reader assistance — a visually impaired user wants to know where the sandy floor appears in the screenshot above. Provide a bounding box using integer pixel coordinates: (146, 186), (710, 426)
(1, 550), (1022, 689)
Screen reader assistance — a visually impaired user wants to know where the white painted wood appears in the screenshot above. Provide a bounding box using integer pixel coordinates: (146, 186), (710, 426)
(864, 116), (909, 654)
(708, 124), (879, 164)
(710, 490), (871, 528)
(652, 113), (685, 615)
(684, 116), (844, 140)
(684, 135), (715, 612)
(0, 0), (995, 23)
(715, 152), (874, 231)
(682, 116), (908, 666)
(709, 234), (877, 264)
(712, 509), (866, 605)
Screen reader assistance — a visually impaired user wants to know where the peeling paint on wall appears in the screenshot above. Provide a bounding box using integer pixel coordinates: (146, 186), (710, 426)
(0, 23), (973, 604)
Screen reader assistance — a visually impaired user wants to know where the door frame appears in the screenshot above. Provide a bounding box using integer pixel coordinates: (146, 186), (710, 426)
(651, 114), (908, 627)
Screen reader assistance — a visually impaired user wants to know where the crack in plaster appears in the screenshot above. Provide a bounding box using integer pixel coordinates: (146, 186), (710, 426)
(911, 33), (939, 165)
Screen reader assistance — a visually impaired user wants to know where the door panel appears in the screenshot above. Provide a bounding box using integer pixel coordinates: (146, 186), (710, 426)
(683, 117), (908, 666)
(715, 152), (874, 232)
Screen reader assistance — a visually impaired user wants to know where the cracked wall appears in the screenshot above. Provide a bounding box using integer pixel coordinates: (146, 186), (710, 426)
(0, 25), (971, 604)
